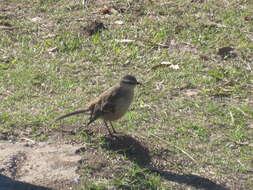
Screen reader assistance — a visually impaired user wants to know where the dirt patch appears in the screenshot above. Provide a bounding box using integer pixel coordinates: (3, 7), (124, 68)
(0, 140), (83, 190)
(82, 20), (106, 36)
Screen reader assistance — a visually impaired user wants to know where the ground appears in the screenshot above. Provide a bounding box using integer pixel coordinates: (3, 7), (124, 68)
(0, 0), (253, 189)
(0, 139), (81, 189)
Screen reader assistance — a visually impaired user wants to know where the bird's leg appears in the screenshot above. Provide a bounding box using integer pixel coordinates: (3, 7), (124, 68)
(103, 120), (113, 136)
(89, 106), (94, 121)
(109, 121), (117, 134)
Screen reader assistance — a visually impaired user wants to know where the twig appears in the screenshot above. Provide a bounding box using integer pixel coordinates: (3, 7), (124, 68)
(174, 145), (197, 163)
(149, 133), (197, 164)
(229, 110), (234, 125)
(20, 137), (36, 144)
(234, 107), (251, 117)
(237, 159), (245, 168)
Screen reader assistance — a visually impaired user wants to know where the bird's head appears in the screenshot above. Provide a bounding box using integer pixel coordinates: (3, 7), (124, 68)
(120, 75), (141, 88)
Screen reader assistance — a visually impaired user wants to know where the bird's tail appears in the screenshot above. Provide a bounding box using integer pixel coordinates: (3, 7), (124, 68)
(55, 109), (89, 122)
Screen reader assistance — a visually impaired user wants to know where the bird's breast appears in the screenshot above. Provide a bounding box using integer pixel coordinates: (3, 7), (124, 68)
(103, 90), (134, 121)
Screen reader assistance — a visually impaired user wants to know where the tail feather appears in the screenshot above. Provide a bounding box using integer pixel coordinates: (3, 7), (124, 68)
(55, 109), (89, 122)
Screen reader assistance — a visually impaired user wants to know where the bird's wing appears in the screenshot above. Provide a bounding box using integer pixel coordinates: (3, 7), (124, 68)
(86, 86), (121, 125)
(99, 86), (122, 114)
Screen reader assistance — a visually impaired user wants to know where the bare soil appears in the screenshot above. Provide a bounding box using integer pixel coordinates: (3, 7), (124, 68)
(0, 139), (83, 190)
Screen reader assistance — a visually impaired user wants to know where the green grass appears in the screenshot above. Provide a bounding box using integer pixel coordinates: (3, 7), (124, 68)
(1, 0), (253, 189)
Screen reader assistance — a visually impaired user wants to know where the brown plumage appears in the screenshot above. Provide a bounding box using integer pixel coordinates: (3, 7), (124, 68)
(55, 75), (141, 135)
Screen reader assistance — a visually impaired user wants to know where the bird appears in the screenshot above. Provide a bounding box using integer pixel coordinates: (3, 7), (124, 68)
(55, 75), (141, 135)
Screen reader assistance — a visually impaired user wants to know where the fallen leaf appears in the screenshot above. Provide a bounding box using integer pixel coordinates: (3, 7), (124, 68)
(115, 39), (135, 43)
(169, 64), (180, 70)
(115, 20), (124, 25)
(48, 47), (58, 54)
(100, 7), (110, 14)
(151, 61), (171, 70)
(151, 62), (180, 70)
(30, 17), (42, 22)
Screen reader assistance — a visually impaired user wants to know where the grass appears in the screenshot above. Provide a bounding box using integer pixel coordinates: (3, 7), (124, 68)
(1, 0), (253, 189)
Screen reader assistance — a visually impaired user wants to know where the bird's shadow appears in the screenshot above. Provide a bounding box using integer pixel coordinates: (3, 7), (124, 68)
(101, 133), (151, 167)
(0, 174), (51, 190)
(101, 134), (228, 190)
